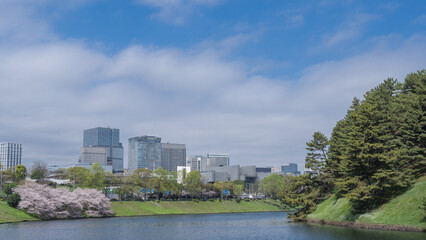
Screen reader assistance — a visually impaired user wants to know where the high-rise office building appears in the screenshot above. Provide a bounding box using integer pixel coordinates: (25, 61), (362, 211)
(0, 142), (22, 170)
(161, 143), (186, 172)
(81, 127), (124, 173)
(128, 136), (161, 173)
(83, 127), (120, 147)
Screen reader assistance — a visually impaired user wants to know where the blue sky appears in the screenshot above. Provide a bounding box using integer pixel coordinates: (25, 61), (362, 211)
(0, 0), (425, 170)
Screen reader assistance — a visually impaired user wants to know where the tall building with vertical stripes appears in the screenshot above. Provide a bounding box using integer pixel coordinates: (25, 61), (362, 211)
(161, 143), (186, 172)
(0, 142), (22, 170)
(128, 136), (161, 173)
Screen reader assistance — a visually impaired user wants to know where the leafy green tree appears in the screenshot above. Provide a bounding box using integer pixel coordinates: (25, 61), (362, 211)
(83, 163), (105, 190)
(261, 174), (286, 199)
(153, 167), (169, 199)
(30, 161), (48, 183)
(66, 167), (87, 187)
(168, 171), (180, 196)
(184, 171), (202, 199)
(31, 169), (44, 180)
(2, 168), (16, 183)
(233, 184), (244, 199)
(130, 168), (153, 199)
(15, 165), (27, 180)
(213, 181), (226, 201)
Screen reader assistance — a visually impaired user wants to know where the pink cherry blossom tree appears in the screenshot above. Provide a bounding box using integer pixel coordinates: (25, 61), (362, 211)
(14, 182), (113, 219)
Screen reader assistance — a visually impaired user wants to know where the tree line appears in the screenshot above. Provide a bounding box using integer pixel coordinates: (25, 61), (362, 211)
(281, 70), (425, 220)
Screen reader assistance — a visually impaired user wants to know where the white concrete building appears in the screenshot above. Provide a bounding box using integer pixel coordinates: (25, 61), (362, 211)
(0, 142), (22, 170)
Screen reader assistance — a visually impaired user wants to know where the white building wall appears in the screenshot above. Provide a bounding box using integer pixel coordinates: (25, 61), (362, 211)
(0, 142), (22, 170)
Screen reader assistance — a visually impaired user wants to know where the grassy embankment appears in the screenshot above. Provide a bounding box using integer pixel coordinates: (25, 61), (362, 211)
(0, 200), (38, 224)
(0, 198), (282, 224)
(308, 177), (426, 230)
(111, 199), (283, 217)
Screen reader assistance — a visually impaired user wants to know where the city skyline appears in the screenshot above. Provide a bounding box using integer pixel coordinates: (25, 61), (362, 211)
(0, 1), (425, 169)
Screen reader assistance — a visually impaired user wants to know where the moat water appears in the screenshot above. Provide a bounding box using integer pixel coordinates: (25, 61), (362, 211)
(0, 212), (423, 240)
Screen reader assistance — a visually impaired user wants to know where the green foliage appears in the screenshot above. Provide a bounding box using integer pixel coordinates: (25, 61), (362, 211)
(66, 167), (87, 186)
(2, 168), (16, 183)
(3, 183), (17, 196)
(184, 171), (202, 198)
(83, 163), (105, 190)
(309, 177), (426, 228)
(261, 174), (288, 199)
(30, 161), (48, 182)
(233, 184), (244, 197)
(15, 165), (27, 180)
(283, 175), (327, 221)
(7, 193), (21, 208)
(31, 169), (44, 180)
(305, 132), (329, 174)
(285, 70), (426, 221)
(326, 70), (426, 213)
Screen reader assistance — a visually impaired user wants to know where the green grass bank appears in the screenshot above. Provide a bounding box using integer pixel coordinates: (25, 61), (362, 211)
(111, 200), (283, 217)
(0, 200), (38, 224)
(307, 177), (426, 231)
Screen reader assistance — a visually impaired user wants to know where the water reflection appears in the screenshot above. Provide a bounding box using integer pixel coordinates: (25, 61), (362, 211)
(0, 212), (423, 240)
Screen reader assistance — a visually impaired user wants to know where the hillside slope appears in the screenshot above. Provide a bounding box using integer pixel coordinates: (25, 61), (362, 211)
(308, 177), (426, 229)
(111, 200), (283, 217)
(0, 201), (38, 224)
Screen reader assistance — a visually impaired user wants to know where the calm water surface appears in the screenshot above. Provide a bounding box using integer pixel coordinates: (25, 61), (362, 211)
(0, 212), (423, 240)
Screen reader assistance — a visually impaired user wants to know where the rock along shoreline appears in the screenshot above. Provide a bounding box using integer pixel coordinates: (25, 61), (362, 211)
(306, 218), (425, 232)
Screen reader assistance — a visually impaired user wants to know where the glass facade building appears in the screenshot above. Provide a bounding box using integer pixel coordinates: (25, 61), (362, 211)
(128, 136), (161, 173)
(83, 127), (121, 147)
(0, 142), (22, 170)
(281, 163), (298, 174)
(81, 127), (124, 173)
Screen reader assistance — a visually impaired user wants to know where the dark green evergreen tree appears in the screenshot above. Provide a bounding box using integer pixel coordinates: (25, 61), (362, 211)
(305, 132), (329, 175)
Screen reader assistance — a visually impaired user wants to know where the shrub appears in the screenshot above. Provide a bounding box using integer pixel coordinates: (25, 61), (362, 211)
(3, 183), (17, 196)
(235, 198), (241, 203)
(192, 199), (199, 203)
(7, 193), (21, 207)
(48, 181), (57, 188)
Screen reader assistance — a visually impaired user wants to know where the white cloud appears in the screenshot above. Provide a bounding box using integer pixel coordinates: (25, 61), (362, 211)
(323, 13), (378, 47)
(0, 1), (425, 170)
(135, 0), (220, 25)
(413, 14), (426, 24)
(287, 14), (304, 28)
(2, 35), (424, 169)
